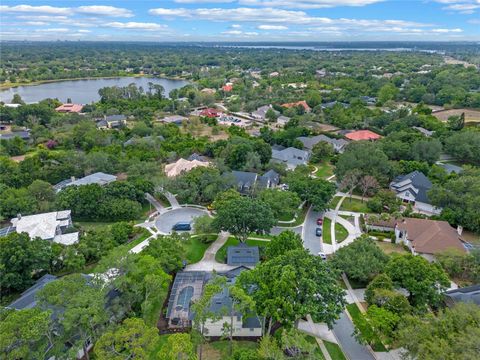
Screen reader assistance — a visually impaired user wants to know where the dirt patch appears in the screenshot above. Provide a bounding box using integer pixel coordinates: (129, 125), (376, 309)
(10, 155), (26, 162)
(433, 109), (480, 123)
(201, 344), (222, 360)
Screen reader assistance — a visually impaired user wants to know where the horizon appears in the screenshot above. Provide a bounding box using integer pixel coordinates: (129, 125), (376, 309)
(1, 1), (480, 42)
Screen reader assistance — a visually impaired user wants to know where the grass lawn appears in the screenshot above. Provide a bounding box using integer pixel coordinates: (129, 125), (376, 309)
(278, 203), (309, 227)
(305, 336), (326, 359)
(75, 221), (116, 231)
(324, 341), (347, 360)
(205, 340), (258, 360)
(346, 303), (387, 352)
(328, 197), (342, 210)
(314, 161), (334, 179)
(322, 218), (332, 244)
(339, 197), (370, 213)
(335, 222), (349, 243)
(376, 241), (409, 255)
(215, 237), (269, 263)
(184, 235), (216, 263)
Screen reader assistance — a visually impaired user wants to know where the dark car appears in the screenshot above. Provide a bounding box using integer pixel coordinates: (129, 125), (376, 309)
(316, 218), (323, 225)
(315, 227), (322, 236)
(172, 222), (192, 231)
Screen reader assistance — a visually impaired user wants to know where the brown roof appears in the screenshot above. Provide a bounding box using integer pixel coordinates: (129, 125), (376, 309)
(397, 218), (466, 255)
(345, 130), (382, 141)
(365, 215), (400, 229)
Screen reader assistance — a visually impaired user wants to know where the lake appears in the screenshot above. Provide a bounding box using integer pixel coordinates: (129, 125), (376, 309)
(0, 77), (190, 104)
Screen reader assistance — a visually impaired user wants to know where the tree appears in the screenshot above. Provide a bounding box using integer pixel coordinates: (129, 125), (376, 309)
(0, 232), (52, 294)
(226, 286), (256, 355)
(37, 274), (108, 360)
(366, 305), (399, 345)
(238, 249), (345, 333)
(330, 237), (389, 284)
(367, 189), (401, 214)
(359, 175), (379, 202)
(368, 288), (411, 315)
(364, 273), (394, 304)
(444, 131), (480, 166)
(161, 333), (197, 360)
(447, 112), (465, 130)
(264, 230), (303, 260)
(385, 254), (450, 309)
(436, 248), (480, 283)
(285, 170), (336, 211)
(12, 93), (25, 105)
(110, 222), (135, 245)
(193, 214), (215, 242)
(265, 108), (277, 122)
(411, 139), (442, 165)
(310, 141), (334, 163)
(339, 169), (362, 200)
(143, 234), (186, 273)
(397, 303), (480, 360)
(0, 308), (53, 360)
(94, 318), (158, 360)
(213, 197), (276, 242)
(258, 189), (301, 220)
(212, 188), (241, 210)
(378, 83), (399, 104)
(257, 336), (284, 360)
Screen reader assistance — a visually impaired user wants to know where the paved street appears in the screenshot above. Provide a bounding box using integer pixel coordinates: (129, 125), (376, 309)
(303, 206), (324, 255)
(154, 207), (208, 234)
(270, 225), (302, 237)
(333, 312), (375, 360)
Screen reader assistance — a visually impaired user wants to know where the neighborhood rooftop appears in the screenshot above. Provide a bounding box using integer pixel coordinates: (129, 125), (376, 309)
(54, 172), (117, 191)
(7, 274), (57, 310)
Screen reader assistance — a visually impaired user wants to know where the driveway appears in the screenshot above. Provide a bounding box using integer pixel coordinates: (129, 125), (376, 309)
(270, 225), (303, 237)
(184, 232), (237, 272)
(303, 206), (324, 255)
(154, 207), (208, 234)
(333, 312), (375, 360)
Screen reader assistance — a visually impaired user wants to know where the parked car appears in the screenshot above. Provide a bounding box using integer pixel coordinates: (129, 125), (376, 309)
(316, 218), (323, 225)
(172, 222), (192, 231)
(318, 252), (327, 261)
(315, 228), (322, 236)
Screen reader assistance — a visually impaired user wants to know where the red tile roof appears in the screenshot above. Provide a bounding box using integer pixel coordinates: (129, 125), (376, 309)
(55, 103), (84, 113)
(345, 130), (382, 141)
(200, 108), (220, 118)
(281, 100), (311, 112)
(222, 85), (233, 92)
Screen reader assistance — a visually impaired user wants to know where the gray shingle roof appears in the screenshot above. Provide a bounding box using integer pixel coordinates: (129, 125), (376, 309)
(7, 274), (57, 310)
(438, 163), (463, 174)
(445, 284), (480, 306)
(0, 131), (30, 140)
(227, 243), (260, 266)
(297, 135), (348, 151)
(391, 171), (432, 204)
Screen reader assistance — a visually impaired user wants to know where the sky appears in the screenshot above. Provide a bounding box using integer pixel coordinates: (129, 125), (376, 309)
(1, 1), (480, 42)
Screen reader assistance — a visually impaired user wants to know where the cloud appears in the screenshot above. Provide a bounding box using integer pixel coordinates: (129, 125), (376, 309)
(104, 22), (169, 31)
(239, 0), (384, 8)
(77, 29), (92, 33)
(231, 24), (242, 28)
(221, 30), (259, 36)
(257, 24), (288, 30)
(24, 21), (50, 26)
(436, 0), (480, 14)
(35, 28), (70, 33)
(75, 6), (134, 18)
(0, 5), (70, 15)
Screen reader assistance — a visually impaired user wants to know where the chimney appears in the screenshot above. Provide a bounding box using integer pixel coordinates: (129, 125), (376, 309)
(457, 225), (463, 236)
(71, 176), (75, 183)
(17, 213), (21, 220)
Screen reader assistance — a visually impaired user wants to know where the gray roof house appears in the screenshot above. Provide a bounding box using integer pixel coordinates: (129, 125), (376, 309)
(444, 284), (480, 307)
(166, 267), (262, 337)
(124, 135), (165, 147)
(251, 105), (278, 122)
(0, 130), (30, 141)
(6, 210), (79, 245)
(297, 134), (349, 153)
(54, 172), (117, 192)
(7, 274), (57, 310)
(227, 243), (260, 267)
(271, 147), (310, 170)
(437, 163), (463, 174)
(413, 126), (434, 137)
(390, 171), (441, 215)
(227, 170), (280, 194)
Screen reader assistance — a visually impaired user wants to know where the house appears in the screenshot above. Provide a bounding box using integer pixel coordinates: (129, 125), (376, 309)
(54, 172), (117, 192)
(297, 134), (349, 154)
(227, 243), (260, 267)
(6, 211), (79, 245)
(413, 126), (434, 137)
(96, 115), (127, 129)
(444, 284), (480, 307)
(187, 153), (209, 162)
(222, 84), (233, 92)
(364, 214), (400, 232)
(6, 274), (57, 310)
(165, 158), (210, 177)
(360, 96), (377, 106)
(281, 100), (311, 113)
(159, 115), (187, 124)
(251, 105), (277, 121)
(271, 146), (310, 170)
(227, 170), (280, 195)
(200, 88), (216, 95)
(200, 108), (220, 118)
(0, 130), (30, 141)
(166, 267), (262, 337)
(124, 135), (165, 147)
(269, 71), (279, 77)
(55, 103), (84, 113)
(345, 130), (382, 141)
(389, 170), (441, 214)
(277, 115), (291, 126)
(321, 101), (349, 110)
(395, 218), (466, 261)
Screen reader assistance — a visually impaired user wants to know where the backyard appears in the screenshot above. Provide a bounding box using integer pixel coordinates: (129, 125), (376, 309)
(312, 160), (334, 179)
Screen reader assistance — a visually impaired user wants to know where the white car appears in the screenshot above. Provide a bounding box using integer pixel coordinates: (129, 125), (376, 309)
(318, 252), (327, 261)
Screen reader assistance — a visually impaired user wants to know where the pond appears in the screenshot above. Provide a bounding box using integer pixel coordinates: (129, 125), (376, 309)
(0, 76), (190, 104)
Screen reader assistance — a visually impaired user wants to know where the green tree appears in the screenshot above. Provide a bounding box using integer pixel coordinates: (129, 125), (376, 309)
(366, 305), (399, 345)
(378, 83), (399, 104)
(385, 254), (450, 309)
(0, 232), (52, 294)
(238, 249), (345, 333)
(364, 273), (394, 304)
(264, 230), (303, 260)
(444, 131), (480, 166)
(258, 189), (301, 220)
(265, 108), (278, 122)
(37, 274), (108, 360)
(161, 333), (197, 360)
(397, 303), (480, 360)
(143, 234), (185, 273)
(94, 318), (158, 360)
(310, 141), (334, 163)
(367, 189), (401, 214)
(331, 237), (389, 284)
(257, 336), (284, 360)
(285, 170), (335, 211)
(447, 113), (465, 131)
(213, 197), (276, 242)
(0, 308), (53, 360)
(212, 188), (241, 210)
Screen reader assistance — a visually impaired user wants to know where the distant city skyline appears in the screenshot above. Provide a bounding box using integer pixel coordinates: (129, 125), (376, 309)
(1, 0), (480, 42)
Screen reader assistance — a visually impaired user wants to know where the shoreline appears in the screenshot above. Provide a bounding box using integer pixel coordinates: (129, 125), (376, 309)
(0, 74), (189, 90)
